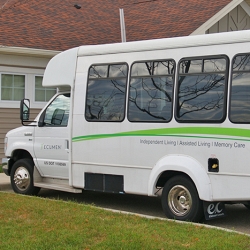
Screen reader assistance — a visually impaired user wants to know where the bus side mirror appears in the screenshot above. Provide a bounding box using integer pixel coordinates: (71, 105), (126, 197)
(20, 99), (30, 121)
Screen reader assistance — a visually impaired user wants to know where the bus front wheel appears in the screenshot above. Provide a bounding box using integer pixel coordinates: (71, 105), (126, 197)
(161, 175), (203, 222)
(10, 159), (40, 195)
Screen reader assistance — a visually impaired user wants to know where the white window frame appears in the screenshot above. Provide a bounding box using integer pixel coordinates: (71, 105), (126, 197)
(1, 73), (26, 102)
(0, 66), (51, 109)
(34, 75), (57, 103)
(0, 72), (26, 108)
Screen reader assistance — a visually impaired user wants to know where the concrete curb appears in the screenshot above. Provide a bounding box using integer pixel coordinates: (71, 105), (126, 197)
(101, 207), (250, 237)
(0, 173), (11, 192)
(0, 173), (10, 183)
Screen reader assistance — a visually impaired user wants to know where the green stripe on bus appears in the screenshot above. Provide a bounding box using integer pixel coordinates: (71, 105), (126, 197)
(72, 127), (250, 142)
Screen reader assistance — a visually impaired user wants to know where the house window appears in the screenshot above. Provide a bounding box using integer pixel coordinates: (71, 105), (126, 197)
(1, 74), (25, 101)
(35, 76), (56, 102)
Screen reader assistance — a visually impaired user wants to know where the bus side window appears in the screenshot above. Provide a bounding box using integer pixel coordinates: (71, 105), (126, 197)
(128, 60), (175, 122)
(176, 56), (228, 123)
(85, 63), (128, 122)
(230, 53), (250, 123)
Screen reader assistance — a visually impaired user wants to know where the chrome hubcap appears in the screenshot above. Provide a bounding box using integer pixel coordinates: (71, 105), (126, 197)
(168, 185), (192, 216)
(14, 167), (30, 191)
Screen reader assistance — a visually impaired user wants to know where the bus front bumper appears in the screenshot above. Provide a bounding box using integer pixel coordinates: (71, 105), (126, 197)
(1, 158), (10, 176)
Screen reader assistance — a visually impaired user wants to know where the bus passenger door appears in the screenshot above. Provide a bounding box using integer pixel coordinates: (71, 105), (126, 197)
(33, 93), (70, 179)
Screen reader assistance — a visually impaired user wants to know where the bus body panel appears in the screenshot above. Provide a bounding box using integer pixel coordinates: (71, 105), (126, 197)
(42, 47), (78, 88)
(209, 175), (250, 201)
(148, 155), (212, 200)
(70, 34), (250, 201)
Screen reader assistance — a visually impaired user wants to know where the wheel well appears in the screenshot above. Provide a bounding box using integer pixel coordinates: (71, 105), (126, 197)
(156, 170), (194, 188)
(8, 150), (34, 175)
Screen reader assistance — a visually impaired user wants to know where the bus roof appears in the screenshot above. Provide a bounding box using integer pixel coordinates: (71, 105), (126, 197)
(43, 30), (250, 88)
(78, 30), (250, 57)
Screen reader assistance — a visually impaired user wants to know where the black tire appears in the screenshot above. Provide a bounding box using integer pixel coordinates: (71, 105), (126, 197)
(10, 158), (40, 195)
(161, 175), (203, 222)
(244, 204), (250, 210)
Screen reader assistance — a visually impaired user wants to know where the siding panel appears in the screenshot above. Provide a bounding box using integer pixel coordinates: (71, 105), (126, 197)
(207, 6), (250, 34)
(219, 15), (228, 32)
(0, 108), (41, 160)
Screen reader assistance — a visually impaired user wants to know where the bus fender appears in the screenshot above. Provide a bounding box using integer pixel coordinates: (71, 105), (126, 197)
(148, 154), (212, 201)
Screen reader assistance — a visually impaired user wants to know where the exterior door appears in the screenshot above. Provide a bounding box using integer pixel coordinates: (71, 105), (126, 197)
(33, 93), (70, 179)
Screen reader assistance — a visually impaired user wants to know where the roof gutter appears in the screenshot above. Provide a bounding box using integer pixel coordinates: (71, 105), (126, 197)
(0, 45), (61, 58)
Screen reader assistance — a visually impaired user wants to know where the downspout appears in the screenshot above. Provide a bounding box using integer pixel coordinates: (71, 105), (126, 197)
(119, 8), (126, 43)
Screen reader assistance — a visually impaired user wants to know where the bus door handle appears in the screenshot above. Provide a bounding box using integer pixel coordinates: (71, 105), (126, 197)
(65, 140), (69, 150)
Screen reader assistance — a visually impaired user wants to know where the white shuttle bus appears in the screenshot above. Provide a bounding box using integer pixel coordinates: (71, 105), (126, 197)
(3, 30), (250, 222)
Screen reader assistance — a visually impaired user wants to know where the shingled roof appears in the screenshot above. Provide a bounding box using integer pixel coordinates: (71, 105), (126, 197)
(0, 0), (232, 51)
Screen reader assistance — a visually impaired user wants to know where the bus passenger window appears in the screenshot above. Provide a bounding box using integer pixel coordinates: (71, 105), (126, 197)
(176, 56), (228, 123)
(128, 60), (175, 122)
(230, 53), (250, 123)
(85, 63), (128, 122)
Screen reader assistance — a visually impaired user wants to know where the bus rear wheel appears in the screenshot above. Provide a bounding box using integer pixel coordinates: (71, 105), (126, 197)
(161, 175), (203, 222)
(244, 203), (250, 210)
(10, 159), (40, 195)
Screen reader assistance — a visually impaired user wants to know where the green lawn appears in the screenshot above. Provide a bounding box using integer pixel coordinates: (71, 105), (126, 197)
(0, 192), (249, 249)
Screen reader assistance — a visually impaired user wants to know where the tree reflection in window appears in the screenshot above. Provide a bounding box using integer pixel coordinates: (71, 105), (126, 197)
(176, 57), (228, 122)
(85, 64), (128, 121)
(128, 60), (175, 122)
(230, 54), (250, 123)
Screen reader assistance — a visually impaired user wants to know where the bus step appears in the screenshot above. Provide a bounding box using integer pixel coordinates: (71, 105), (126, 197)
(34, 182), (82, 193)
